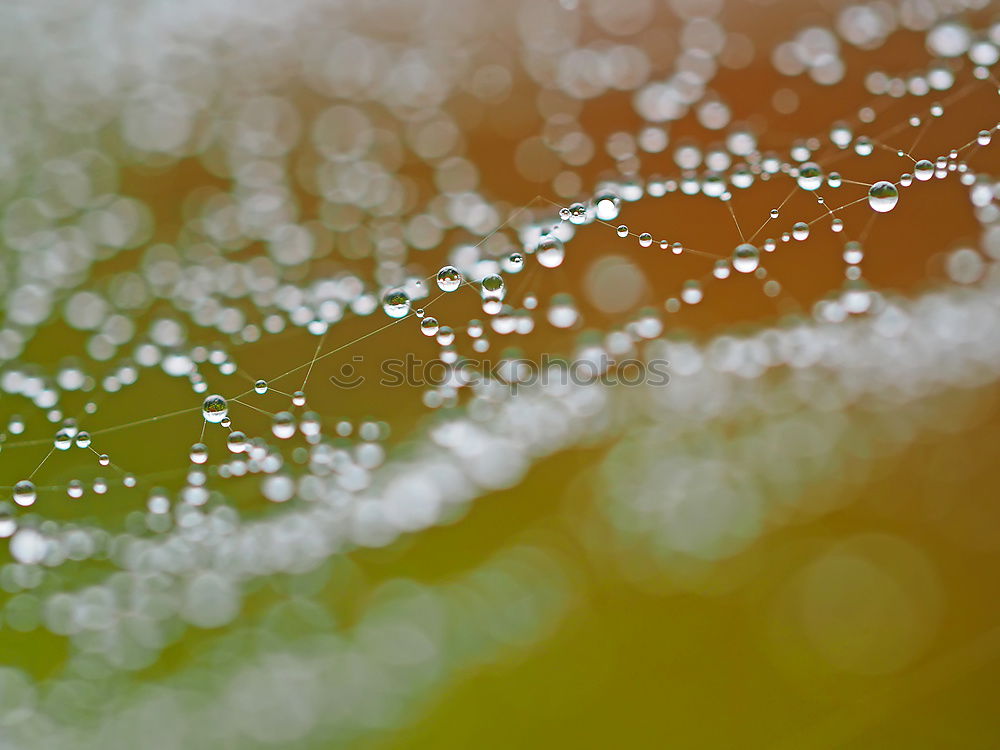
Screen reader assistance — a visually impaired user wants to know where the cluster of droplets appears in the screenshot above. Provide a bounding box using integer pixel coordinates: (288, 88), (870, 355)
(0, 4), (998, 745)
(6, 90), (996, 516)
(563, 91), (996, 313)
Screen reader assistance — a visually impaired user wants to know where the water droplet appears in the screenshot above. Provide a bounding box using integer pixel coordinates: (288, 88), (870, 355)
(616, 225), (629, 238)
(733, 243), (760, 273)
(300, 412), (322, 440)
(190, 443), (208, 464)
(547, 294), (578, 328)
(202, 394), (228, 424)
(797, 162), (823, 190)
(502, 253), (524, 273)
(868, 181), (899, 213)
(272, 412), (296, 439)
(98, 454), (110, 466)
(914, 160), (934, 181)
(769, 208), (779, 219)
(480, 273), (505, 299)
(13, 480), (36, 507)
(681, 280), (703, 304)
(792, 222), (810, 240)
(292, 390), (306, 407)
(147, 493), (169, 513)
(436, 326), (455, 346)
(830, 122), (853, 148)
(594, 192), (621, 221)
(420, 317), (440, 336)
(254, 379), (268, 395)
(67, 480), (84, 499)
(54, 429), (72, 450)
(227, 431), (247, 454)
(844, 241), (864, 264)
(436, 265), (463, 292)
(0, 505), (16, 537)
(75, 431), (91, 449)
(638, 232), (653, 247)
(382, 289), (410, 318)
(536, 235), (565, 268)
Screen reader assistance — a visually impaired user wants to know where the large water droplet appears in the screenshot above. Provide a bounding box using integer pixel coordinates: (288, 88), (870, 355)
(202, 394), (228, 424)
(797, 162), (823, 190)
(272, 412), (295, 439)
(382, 289), (410, 318)
(13, 480), (36, 507)
(226, 431), (246, 454)
(594, 192), (621, 221)
(868, 181), (899, 213)
(420, 317), (440, 336)
(190, 443), (208, 464)
(536, 235), (565, 268)
(436, 265), (462, 292)
(480, 273), (505, 300)
(732, 243), (760, 273)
